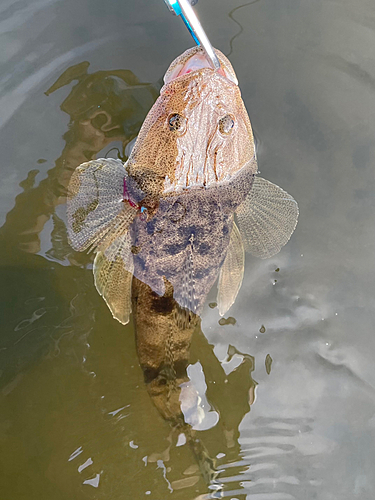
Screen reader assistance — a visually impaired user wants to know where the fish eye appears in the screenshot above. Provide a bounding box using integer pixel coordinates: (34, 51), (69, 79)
(168, 113), (187, 133)
(219, 114), (235, 135)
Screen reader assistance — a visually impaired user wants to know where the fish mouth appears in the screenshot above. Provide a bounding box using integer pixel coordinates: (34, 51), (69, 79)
(164, 51), (238, 85)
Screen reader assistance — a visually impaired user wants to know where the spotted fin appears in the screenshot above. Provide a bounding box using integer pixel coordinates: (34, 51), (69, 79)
(93, 234), (134, 325)
(217, 222), (244, 316)
(66, 158), (137, 253)
(235, 176), (299, 259)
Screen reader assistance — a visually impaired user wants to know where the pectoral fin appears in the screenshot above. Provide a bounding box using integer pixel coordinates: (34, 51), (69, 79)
(67, 158), (137, 253)
(217, 222), (244, 316)
(93, 234), (134, 325)
(235, 177), (299, 259)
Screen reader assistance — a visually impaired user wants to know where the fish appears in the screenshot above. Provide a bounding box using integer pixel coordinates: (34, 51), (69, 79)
(66, 46), (298, 321)
(66, 46), (299, 488)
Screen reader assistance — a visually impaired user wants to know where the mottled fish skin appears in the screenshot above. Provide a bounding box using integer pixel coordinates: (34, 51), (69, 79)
(66, 45), (278, 489)
(122, 46), (257, 316)
(132, 47), (256, 412)
(127, 47), (258, 487)
(128, 158), (254, 314)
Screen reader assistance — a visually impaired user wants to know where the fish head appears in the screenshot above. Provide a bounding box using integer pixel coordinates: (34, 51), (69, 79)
(126, 46), (256, 201)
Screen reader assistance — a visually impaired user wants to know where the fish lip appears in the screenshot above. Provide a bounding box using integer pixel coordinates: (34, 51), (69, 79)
(163, 67), (238, 89)
(164, 54), (238, 85)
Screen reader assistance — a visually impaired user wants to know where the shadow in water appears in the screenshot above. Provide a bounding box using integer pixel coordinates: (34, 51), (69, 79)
(0, 61), (159, 257)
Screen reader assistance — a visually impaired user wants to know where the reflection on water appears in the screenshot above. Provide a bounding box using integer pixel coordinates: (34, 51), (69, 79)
(1, 0), (375, 499)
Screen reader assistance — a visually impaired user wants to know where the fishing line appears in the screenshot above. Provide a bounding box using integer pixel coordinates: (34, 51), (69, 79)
(227, 0), (261, 57)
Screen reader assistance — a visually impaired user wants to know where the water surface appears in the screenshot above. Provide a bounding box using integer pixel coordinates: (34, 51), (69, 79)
(1, 0), (375, 498)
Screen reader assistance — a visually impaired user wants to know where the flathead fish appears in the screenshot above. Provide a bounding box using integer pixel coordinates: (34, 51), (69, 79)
(66, 46), (298, 324)
(66, 45), (299, 489)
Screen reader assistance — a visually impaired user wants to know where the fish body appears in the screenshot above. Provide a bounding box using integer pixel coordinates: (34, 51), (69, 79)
(66, 46), (299, 487)
(130, 163), (253, 314)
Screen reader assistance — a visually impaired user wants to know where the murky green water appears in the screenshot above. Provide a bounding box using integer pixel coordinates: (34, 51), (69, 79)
(1, 0), (375, 498)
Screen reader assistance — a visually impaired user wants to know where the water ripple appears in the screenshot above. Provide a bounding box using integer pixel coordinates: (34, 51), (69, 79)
(0, 0), (60, 35)
(196, 415), (332, 499)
